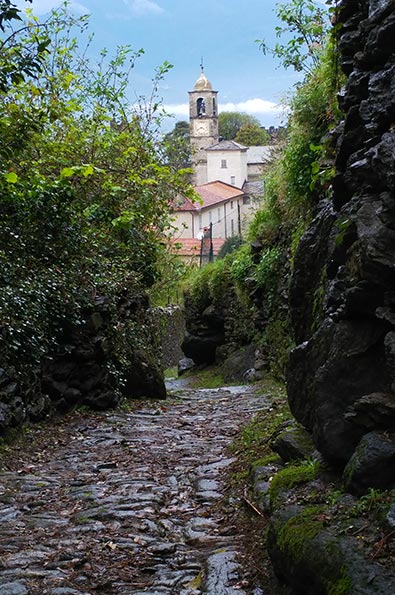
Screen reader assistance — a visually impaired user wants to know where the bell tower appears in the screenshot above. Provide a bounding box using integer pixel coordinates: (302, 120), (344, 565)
(189, 66), (219, 185)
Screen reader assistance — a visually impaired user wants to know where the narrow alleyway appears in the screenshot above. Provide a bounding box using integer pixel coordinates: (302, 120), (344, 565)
(0, 380), (270, 595)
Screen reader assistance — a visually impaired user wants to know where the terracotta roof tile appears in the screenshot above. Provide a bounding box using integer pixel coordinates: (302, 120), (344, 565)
(168, 237), (225, 257)
(174, 181), (244, 212)
(174, 196), (196, 211)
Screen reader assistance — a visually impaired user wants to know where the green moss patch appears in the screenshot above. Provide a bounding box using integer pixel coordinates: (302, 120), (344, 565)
(269, 460), (320, 508)
(277, 505), (325, 559)
(327, 566), (352, 595)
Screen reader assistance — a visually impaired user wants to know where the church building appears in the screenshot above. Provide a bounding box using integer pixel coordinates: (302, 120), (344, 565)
(170, 68), (274, 263)
(188, 67), (273, 188)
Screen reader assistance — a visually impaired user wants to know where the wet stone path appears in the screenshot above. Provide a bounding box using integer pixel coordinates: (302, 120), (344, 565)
(0, 382), (269, 595)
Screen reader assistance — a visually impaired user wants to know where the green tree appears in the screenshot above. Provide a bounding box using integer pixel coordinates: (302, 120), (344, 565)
(162, 120), (191, 167)
(258, 0), (331, 75)
(218, 111), (262, 140)
(0, 0), (50, 91)
(235, 123), (270, 146)
(0, 4), (194, 392)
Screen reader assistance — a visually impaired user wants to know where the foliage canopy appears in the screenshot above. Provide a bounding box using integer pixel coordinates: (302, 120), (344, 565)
(258, 0), (332, 75)
(162, 120), (191, 168)
(235, 123), (270, 146)
(0, 2), (193, 386)
(218, 111), (263, 141)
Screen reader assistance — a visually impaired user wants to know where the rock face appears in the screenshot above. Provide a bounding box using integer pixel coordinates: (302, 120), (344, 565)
(267, 503), (395, 595)
(182, 283), (266, 381)
(287, 0), (395, 476)
(42, 293), (166, 411)
(343, 431), (395, 495)
(182, 297), (225, 365)
(270, 425), (316, 463)
(150, 305), (186, 369)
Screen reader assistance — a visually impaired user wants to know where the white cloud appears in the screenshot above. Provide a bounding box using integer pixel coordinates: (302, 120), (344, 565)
(69, 1), (89, 13)
(163, 103), (189, 117)
(122, 0), (164, 16)
(163, 98), (282, 118)
(220, 98), (281, 115)
(15, 0), (90, 15)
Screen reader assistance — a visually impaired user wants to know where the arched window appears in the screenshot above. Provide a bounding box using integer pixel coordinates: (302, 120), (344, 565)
(212, 97), (216, 116)
(197, 97), (205, 116)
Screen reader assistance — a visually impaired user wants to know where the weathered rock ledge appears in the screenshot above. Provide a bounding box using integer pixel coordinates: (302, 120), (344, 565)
(265, 1), (395, 589)
(249, 422), (395, 594)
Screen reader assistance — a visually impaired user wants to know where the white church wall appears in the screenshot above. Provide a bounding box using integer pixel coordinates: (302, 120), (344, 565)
(206, 150), (247, 188)
(174, 211), (195, 239)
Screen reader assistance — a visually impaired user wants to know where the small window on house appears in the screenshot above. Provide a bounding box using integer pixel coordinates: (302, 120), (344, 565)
(230, 176), (235, 186)
(209, 211), (212, 223)
(213, 97), (216, 116)
(231, 219), (234, 235)
(217, 208), (221, 223)
(221, 159), (227, 169)
(230, 200), (234, 209)
(199, 213), (203, 228)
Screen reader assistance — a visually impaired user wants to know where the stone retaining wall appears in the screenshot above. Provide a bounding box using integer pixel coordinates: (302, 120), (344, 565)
(0, 291), (166, 436)
(150, 305), (186, 369)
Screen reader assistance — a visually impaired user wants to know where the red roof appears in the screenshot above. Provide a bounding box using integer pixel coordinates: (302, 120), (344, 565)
(168, 237), (225, 257)
(175, 180), (244, 212)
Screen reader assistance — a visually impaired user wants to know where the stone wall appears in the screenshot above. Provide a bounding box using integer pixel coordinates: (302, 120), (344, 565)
(0, 290), (166, 436)
(150, 306), (186, 369)
(181, 282), (266, 381)
(287, 0), (395, 486)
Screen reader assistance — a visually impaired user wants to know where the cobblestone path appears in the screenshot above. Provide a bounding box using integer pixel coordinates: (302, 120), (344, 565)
(0, 382), (269, 595)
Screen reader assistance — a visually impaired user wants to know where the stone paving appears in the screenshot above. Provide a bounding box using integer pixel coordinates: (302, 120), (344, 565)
(0, 381), (270, 595)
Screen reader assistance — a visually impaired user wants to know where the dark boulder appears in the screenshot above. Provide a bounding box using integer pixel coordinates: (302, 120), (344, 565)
(181, 331), (224, 365)
(270, 425), (315, 463)
(268, 503), (395, 595)
(178, 357), (195, 376)
(345, 392), (395, 430)
(122, 356), (166, 401)
(220, 345), (256, 383)
(343, 431), (395, 495)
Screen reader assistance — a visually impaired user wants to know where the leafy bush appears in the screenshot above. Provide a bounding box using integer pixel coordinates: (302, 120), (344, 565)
(254, 247), (282, 293)
(183, 256), (231, 308)
(0, 5), (193, 394)
(230, 244), (253, 287)
(217, 235), (243, 259)
(248, 204), (281, 246)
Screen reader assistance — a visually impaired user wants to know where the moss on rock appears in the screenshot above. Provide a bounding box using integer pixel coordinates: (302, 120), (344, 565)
(277, 505), (325, 558)
(269, 460), (320, 508)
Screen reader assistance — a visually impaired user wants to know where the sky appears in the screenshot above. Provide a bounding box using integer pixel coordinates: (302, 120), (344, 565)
(13, 0), (310, 131)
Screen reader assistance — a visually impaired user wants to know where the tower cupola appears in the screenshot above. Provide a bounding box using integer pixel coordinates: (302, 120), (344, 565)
(194, 70), (213, 91)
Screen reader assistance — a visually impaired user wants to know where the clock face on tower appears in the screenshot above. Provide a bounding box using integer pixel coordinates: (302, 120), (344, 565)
(193, 120), (210, 136)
